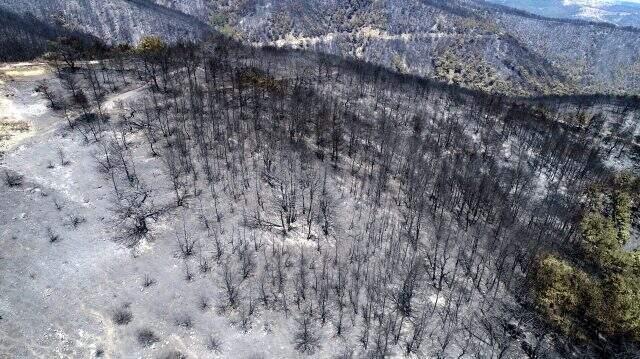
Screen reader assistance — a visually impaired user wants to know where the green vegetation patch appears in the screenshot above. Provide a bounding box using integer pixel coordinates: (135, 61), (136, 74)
(534, 174), (640, 342)
(135, 36), (166, 56)
(239, 68), (287, 95)
(433, 49), (511, 95)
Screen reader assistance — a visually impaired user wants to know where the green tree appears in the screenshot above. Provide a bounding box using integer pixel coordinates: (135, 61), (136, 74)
(600, 274), (640, 340)
(135, 36), (165, 56)
(534, 174), (640, 344)
(534, 255), (596, 338)
(613, 190), (632, 247)
(135, 36), (166, 90)
(581, 212), (619, 269)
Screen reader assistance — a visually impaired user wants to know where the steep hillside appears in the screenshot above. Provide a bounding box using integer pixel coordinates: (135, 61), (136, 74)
(2, 37), (639, 358)
(2, 0), (638, 96)
(0, 8), (97, 62)
(492, 11), (640, 95)
(2, 2), (640, 359)
(149, 0), (209, 19)
(202, 0), (640, 96)
(0, 0), (210, 45)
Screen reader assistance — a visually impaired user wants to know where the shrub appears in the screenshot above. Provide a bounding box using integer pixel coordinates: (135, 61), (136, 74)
(142, 274), (156, 289)
(136, 328), (159, 347)
(206, 334), (222, 352)
(4, 171), (23, 187)
(69, 214), (86, 228)
(112, 308), (133, 325)
(175, 315), (192, 329)
(47, 227), (61, 243)
(198, 297), (210, 311)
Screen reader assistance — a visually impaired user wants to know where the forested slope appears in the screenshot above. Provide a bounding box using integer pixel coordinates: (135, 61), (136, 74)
(204, 0), (640, 96)
(4, 35), (635, 357)
(0, 0), (210, 45)
(2, 0), (639, 97)
(1, 1), (639, 357)
(0, 9), (98, 62)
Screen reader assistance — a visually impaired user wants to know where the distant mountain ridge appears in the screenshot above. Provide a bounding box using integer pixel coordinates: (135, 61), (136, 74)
(202, 0), (640, 96)
(486, 0), (640, 28)
(1, 0), (639, 97)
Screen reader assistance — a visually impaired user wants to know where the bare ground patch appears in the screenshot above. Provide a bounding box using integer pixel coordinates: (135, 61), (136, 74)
(0, 63), (48, 79)
(0, 119), (30, 157)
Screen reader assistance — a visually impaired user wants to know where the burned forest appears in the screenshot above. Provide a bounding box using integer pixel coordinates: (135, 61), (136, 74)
(1, 28), (640, 359)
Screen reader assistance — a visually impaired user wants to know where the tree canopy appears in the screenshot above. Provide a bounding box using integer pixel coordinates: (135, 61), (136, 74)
(535, 174), (640, 343)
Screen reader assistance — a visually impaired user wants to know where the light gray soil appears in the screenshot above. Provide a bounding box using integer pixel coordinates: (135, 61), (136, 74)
(0, 65), (314, 359)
